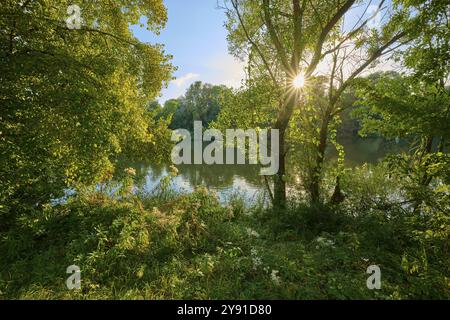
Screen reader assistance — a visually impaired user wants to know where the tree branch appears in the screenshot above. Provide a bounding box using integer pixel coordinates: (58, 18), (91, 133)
(331, 31), (408, 115)
(305, 0), (356, 78)
(262, 0), (292, 75)
(291, 0), (305, 71)
(321, 0), (386, 59)
(230, 0), (278, 85)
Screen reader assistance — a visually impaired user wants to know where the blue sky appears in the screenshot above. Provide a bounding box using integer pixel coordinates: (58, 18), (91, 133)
(130, 0), (387, 103)
(131, 0), (245, 103)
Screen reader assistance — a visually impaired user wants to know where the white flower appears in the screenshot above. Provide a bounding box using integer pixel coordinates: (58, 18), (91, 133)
(250, 248), (262, 270)
(315, 236), (335, 247)
(246, 227), (260, 238)
(270, 270), (281, 286)
(252, 256), (262, 269)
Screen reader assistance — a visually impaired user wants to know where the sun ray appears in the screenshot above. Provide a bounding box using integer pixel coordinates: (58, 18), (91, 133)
(293, 74), (306, 88)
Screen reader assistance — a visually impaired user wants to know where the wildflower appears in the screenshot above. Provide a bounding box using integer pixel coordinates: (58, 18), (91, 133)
(315, 236), (335, 247)
(169, 165), (179, 177)
(270, 270), (281, 286)
(250, 248), (262, 270)
(246, 227), (260, 238)
(196, 270), (204, 277)
(124, 167), (136, 176)
(252, 256), (262, 270)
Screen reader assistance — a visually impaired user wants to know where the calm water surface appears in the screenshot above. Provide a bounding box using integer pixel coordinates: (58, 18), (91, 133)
(129, 138), (401, 202)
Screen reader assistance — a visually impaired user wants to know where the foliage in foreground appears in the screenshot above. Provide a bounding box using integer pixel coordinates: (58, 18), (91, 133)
(1, 168), (448, 299)
(0, 0), (173, 221)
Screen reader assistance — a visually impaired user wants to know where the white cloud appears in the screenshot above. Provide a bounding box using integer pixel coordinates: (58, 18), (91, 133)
(158, 55), (246, 103)
(172, 72), (200, 87)
(204, 54), (246, 88)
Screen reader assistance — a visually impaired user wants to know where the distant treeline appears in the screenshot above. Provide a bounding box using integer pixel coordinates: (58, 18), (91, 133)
(148, 81), (233, 131)
(149, 80), (366, 142)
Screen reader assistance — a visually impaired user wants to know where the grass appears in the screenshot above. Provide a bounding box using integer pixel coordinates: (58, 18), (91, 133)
(0, 185), (448, 299)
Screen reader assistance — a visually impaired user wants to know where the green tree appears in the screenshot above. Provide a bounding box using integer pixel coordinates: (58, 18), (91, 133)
(161, 99), (180, 127)
(172, 81), (232, 131)
(219, 0), (409, 207)
(354, 0), (449, 206)
(0, 0), (174, 220)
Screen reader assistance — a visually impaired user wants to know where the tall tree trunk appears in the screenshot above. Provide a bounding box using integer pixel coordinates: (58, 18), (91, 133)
(310, 112), (332, 203)
(273, 126), (287, 209)
(272, 88), (298, 210)
(330, 176), (345, 205)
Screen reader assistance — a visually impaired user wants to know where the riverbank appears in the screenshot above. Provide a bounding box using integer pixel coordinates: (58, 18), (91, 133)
(1, 176), (447, 299)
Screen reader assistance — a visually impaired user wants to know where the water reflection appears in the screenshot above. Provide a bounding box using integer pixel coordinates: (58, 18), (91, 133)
(133, 161), (264, 203)
(126, 138), (403, 203)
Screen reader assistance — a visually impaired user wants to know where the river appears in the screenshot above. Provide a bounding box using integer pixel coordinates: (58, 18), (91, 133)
(126, 137), (403, 203)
